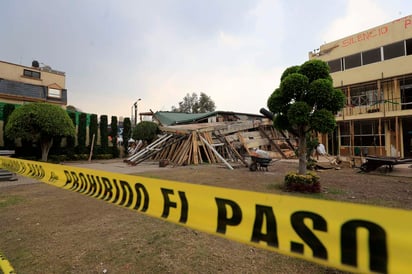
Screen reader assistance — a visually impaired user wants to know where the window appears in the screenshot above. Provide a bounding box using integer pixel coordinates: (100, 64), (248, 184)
(340, 122), (351, 146)
(23, 69), (41, 79)
(383, 41), (405, 60)
(340, 121), (385, 147)
(344, 53), (361, 70)
(406, 39), (412, 55)
(328, 59), (342, 73)
(353, 121), (384, 146)
(48, 88), (61, 98)
(362, 48), (381, 65)
(350, 83), (381, 106)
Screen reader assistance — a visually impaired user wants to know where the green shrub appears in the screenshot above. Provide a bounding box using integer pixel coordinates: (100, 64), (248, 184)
(132, 121), (159, 143)
(284, 171), (320, 193)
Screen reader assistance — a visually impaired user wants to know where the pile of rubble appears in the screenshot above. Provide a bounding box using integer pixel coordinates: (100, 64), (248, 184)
(125, 119), (296, 168)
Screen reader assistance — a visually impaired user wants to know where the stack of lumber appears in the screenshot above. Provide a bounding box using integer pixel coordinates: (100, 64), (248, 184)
(126, 120), (296, 167)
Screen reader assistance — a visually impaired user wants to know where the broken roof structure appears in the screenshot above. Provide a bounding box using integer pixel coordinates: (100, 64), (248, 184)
(125, 110), (296, 168)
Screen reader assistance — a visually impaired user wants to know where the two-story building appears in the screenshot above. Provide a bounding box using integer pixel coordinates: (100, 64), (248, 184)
(311, 15), (412, 158)
(0, 60), (68, 146)
(0, 60), (67, 106)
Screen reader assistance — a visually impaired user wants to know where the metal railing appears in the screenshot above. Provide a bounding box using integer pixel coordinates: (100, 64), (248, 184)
(338, 97), (412, 117)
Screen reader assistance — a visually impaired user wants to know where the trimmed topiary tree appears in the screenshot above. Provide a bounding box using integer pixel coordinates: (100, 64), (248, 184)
(268, 60), (345, 175)
(89, 114), (98, 147)
(5, 103), (75, 161)
(122, 118), (131, 151)
(77, 112), (87, 153)
(267, 59), (345, 192)
(100, 115), (109, 152)
(3, 103), (16, 149)
(110, 116), (119, 158)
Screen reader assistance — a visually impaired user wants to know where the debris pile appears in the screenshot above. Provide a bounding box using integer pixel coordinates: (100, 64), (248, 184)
(125, 119), (296, 167)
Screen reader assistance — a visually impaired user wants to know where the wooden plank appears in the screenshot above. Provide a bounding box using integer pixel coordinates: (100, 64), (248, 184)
(176, 137), (192, 165)
(171, 138), (188, 163)
(237, 132), (251, 155)
(224, 136), (249, 167)
(199, 133), (212, 164)
(205, 132), (219, 163)
(244, 139), (270, 148)
(192, 132), (199, 165)
(258, 127), (287, 158)
(240, 131), (262, 138)
(199, 135), (233, 170)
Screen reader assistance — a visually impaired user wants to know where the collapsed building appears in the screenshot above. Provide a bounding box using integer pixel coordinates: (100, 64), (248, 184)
(125, 110), (296, 168)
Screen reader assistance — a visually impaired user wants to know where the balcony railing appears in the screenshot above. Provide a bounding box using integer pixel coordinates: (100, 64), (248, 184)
(337, 97), (412, 117)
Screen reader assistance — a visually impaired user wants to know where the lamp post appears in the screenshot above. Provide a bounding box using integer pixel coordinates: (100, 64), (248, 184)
(133, 98), (141, 126)
(130, 104), (134, 126)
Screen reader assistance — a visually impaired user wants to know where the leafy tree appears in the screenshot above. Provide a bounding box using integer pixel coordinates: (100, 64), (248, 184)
(5, 102), (75, 161)
(100, 115), (109, 150)
(172, 92), (216, 113)
(267, 59), (345, 175)
(198, 92), (216, 113)
(132, 121), (159, 143)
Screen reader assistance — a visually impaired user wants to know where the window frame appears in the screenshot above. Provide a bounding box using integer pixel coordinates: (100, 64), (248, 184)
(23, 69), (41, 79)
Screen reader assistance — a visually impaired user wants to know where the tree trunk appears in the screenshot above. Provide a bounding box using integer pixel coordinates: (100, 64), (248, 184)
(40, 138), (53, 162)
(298, 134), (307, 175)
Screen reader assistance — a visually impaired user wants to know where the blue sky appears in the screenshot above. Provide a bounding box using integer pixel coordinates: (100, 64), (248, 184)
(1, 0), (411, 119)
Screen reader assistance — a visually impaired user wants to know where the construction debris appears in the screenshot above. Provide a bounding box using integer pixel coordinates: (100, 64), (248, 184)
(125, 119), (296, 168)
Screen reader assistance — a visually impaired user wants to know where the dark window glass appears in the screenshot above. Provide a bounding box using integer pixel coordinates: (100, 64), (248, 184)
(340, 136), (350, 146)
(328, 59), (342, 73)
(362, 48), (381, 65)
(344, 53), (361, 70)
(406, 39), (412, 55)
(23, 69), (41, 79)
(340, 122), (350, 135)
(383, 41), (405, 60)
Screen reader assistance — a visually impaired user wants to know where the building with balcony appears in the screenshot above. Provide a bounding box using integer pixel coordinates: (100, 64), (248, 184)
(310, 15), (412, 158)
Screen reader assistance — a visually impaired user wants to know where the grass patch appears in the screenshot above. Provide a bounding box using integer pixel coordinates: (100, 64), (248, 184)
(325, 188), (346, 195)
(0, 195), (24, 208)
(266, 183), (283, 190)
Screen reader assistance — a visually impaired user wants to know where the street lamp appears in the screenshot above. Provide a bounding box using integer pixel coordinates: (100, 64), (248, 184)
(133, 98), (141, 126)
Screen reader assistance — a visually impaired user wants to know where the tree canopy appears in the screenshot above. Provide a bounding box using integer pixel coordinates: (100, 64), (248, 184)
(172, 92), (216, 113)
(5, 102), (76, 161)
(267, 59), (345, 174)
(132, 121), (159, 143)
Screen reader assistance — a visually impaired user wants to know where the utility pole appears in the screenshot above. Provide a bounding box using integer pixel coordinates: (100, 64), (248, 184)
(133, 98), (141, 126)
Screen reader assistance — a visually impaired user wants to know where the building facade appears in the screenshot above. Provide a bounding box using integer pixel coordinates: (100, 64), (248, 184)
(0, 60), (67, 107)
(311, 15), (412, 158)
(0, 60), (68, 147)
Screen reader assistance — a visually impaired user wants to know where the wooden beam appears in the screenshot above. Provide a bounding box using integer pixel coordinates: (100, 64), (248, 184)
(199, 135), (234, 170)
(258, 127), (287, 158)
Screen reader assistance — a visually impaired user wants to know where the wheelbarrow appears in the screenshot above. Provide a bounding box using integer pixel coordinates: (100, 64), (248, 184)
(249, 156), (272, 171)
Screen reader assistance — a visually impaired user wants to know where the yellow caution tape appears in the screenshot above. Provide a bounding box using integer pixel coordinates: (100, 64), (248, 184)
(1, 156), (411, 274)
(0, 250), (15, 274)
